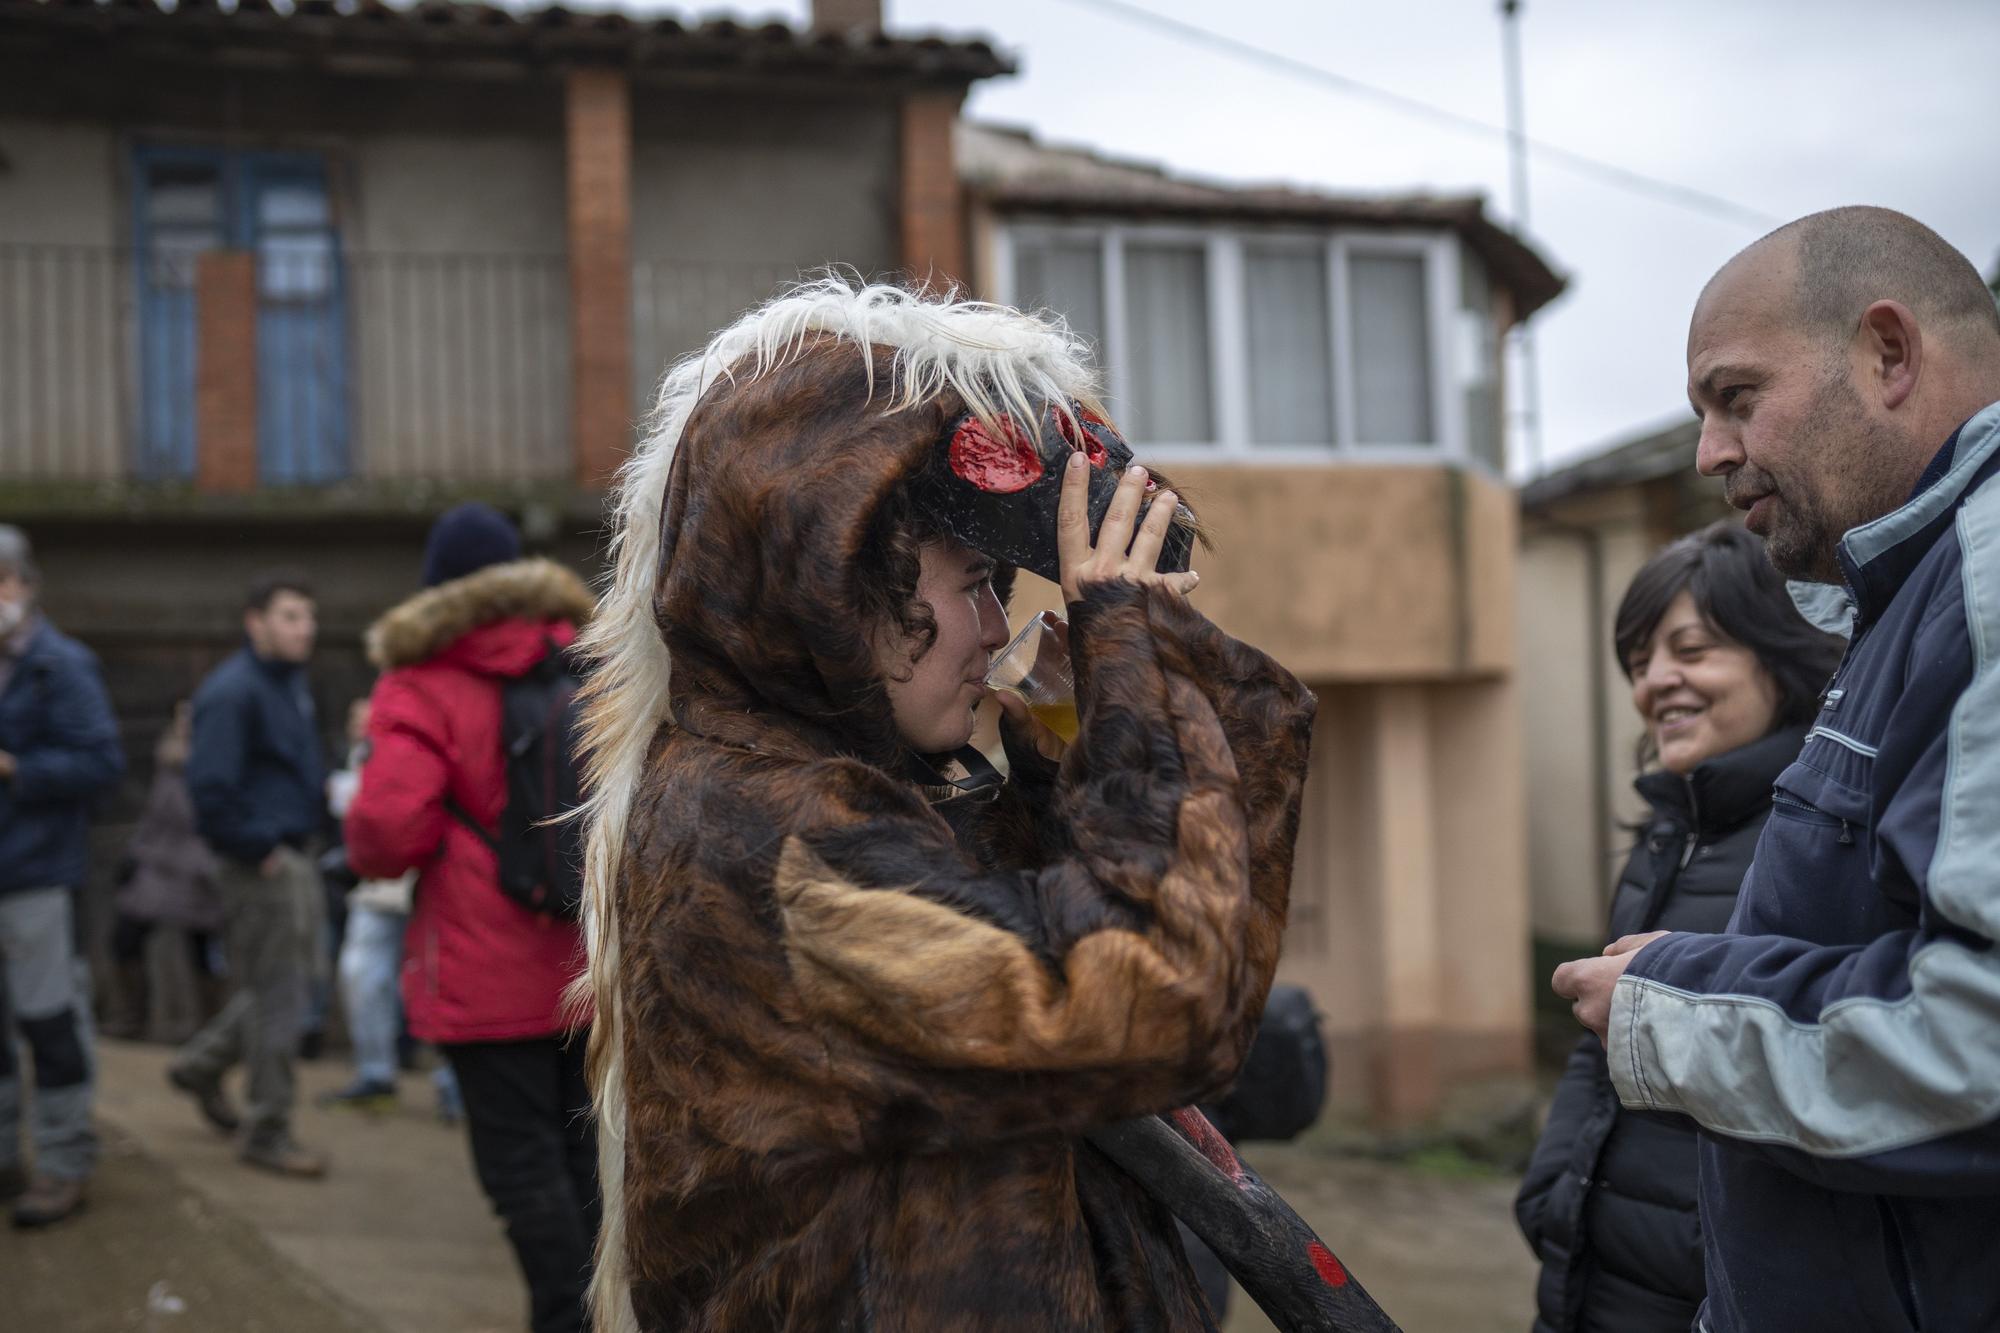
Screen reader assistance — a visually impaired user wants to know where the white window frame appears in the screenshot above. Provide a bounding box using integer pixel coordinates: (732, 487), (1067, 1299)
(996, 219), (1478, 470)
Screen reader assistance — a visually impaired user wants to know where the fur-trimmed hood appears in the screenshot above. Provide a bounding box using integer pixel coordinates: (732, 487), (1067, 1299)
(366, 557), (594, 671)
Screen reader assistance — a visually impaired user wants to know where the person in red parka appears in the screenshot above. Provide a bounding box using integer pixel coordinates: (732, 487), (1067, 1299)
(343, 503), (597, 1333)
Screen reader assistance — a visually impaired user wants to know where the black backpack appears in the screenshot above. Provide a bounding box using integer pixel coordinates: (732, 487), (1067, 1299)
(1202, 984), (1328, 1143)
(448, 641), (586, 920)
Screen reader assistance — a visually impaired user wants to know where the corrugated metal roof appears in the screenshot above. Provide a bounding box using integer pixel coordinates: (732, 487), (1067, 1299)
(959, 121), (1566, 321)
(2, 0), (1012, 82)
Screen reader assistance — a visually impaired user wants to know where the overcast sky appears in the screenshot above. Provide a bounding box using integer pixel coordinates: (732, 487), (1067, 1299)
(623, 0), (2000, 473)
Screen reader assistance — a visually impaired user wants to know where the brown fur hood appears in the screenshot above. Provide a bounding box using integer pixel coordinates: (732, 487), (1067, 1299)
(366, 557), (595, 670)
(654, 339), (960, 769)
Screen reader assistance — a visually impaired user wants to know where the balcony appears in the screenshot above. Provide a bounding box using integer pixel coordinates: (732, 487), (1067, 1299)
(0, 243), (796, 498)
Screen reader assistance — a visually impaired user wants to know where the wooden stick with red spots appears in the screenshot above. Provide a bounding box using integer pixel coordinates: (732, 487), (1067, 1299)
(1088, 1109), (1401, 1332)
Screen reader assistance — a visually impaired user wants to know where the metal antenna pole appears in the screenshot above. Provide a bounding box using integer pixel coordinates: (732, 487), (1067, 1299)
(1500, 0), (1544, 475)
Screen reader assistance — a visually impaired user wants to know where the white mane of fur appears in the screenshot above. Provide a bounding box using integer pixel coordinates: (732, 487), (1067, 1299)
(572, 274), (1101, 1332)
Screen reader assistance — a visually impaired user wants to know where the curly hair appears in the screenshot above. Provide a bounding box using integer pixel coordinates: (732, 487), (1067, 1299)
(854, 481), (1016, 680)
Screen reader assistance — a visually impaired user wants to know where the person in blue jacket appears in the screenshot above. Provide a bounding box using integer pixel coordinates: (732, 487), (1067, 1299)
(167, 570), (329, 1179)
(1554, 206), (2000, 1332)
(0, 525), (125, 1228)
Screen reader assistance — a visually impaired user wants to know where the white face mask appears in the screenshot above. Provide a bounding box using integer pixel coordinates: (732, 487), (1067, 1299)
(0, 597), (24, 638)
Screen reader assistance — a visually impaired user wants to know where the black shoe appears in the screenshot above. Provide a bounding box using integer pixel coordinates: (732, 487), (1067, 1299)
(166, 1064), (242, 1134)
(317, 1078), (398, 1113)
(0, 1164), (26, 1202)
(297, 1029), (326, 1061)
(11, 1175), (86, 1228)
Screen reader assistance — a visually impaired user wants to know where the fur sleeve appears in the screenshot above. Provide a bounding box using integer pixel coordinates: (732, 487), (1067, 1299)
(761, 580), (1314, 1152)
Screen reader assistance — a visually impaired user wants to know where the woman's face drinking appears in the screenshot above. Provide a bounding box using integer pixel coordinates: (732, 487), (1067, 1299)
(1628, 589), (1780, 776)
(876, 537), (1011, 755)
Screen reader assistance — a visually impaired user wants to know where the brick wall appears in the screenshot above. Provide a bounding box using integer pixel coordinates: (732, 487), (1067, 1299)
(566, 67), (633, 488)
(898, 91), (965, 291)
(195, 252), (258, 494)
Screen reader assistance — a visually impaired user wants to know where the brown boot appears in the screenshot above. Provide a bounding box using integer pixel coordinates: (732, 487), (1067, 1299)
(240, 1138), (328, 1179)
(11, 1175), (87, 1228)
(166, 1064), (241, 1134)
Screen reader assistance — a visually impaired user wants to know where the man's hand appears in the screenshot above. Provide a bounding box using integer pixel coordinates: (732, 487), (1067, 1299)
(0, 750), (14, 782)
(259, 849), (285, 878)
(1551, 931), (1671, 1041)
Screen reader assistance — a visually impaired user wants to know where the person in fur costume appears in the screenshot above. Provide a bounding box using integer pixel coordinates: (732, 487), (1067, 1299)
(574, 279), (1318, 1333)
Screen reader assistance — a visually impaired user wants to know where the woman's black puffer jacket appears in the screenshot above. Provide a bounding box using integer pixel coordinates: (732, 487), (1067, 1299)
(1515, 725), (1806, 1333)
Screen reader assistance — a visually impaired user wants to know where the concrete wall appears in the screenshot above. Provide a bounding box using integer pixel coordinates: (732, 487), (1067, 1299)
(1119, 464), (1516, 682)
(1516, 534), (1607, 945)
(627, 89), (900, 403)
(346, 135), (571, 483)
(0, 118), (119, 246)
(0, 118), (127, 480)
(345, 137), (566, 257)
(1280, 676), (1531, 1118)
(1517, 490), (1674, 955)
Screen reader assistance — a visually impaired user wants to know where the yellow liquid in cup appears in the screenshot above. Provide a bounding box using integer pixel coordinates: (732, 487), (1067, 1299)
(1030, 701), (1080, 743)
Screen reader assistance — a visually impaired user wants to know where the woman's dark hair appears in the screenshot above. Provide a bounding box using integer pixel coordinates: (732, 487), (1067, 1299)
(1613, 521), (1845, 762)
(853, 483), (1014, 678)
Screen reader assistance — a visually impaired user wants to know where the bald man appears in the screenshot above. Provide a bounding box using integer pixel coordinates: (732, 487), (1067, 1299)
(1554, 207), (2000, 1333)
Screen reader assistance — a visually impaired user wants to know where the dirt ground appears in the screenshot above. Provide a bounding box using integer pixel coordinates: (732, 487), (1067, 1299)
(4, 1122), (377, 1333)
(1220, 1144), (1535, 1333)
(8, 1038), (1536, 1333)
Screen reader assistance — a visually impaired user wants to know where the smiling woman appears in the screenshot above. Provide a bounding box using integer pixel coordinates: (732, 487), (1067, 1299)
(1515, 519), (1845, 1333)
(1612, 521), (1842, 775)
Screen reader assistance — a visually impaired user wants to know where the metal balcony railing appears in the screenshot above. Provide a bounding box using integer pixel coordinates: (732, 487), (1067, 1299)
(0, 244), (814, 488)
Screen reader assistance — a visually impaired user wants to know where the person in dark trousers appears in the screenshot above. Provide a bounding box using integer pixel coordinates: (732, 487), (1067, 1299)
(1553, 207), (2000, 1332)
(343, 504), (597, 1333)
(167, 570), (329, 1179)
(1517, 522), (1843, 1332)
(0, 525), (125, 1228)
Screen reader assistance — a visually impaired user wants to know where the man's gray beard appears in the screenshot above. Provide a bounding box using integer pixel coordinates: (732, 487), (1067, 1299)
(1762, 485), (1840, 583)
(1765, 372), (1911, 585)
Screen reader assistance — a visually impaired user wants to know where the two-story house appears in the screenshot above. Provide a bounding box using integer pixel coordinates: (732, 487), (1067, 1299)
(956, 121), (1565, 1121)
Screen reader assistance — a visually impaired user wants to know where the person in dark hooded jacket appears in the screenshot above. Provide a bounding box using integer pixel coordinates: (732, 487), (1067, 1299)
(570, 280), (1317, 1333)
(1516, 522), (1843, 1333)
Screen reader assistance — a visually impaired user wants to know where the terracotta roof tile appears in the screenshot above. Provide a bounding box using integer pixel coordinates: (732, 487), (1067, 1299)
(4, 0), (1012, 80)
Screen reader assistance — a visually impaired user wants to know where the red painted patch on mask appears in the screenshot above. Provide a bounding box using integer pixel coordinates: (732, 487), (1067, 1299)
(1307, 1242), (1348, 1288)
(1055, 411), (1111, 469)
(950, 415), (1044, 493)
(1169, 1106), (1245, 1184)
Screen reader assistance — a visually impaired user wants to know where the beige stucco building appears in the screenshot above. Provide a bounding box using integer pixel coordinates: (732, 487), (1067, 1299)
(956, 124), (1565, 1119)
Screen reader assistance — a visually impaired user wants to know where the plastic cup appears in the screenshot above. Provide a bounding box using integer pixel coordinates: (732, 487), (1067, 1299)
(986, 610), (1078, 742)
